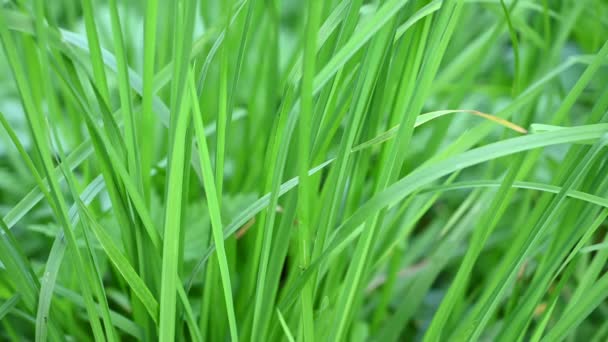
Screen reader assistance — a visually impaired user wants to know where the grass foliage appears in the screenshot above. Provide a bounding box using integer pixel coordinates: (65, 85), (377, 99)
(1, 0), (608, 340)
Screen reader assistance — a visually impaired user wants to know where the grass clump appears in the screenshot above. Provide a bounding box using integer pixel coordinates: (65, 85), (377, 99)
(1, 0), (608, 341)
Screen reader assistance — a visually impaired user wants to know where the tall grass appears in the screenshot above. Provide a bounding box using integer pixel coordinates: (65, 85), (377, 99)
(1, 0), (607, 341)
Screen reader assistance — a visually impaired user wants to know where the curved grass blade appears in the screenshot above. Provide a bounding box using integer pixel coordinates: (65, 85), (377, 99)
(419, 180), (608, 208)
(185, 110), (552, 291)
(277, 125), (608, 311)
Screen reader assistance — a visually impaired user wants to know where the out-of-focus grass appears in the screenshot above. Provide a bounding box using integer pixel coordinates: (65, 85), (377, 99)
(0, 0), (607, 341)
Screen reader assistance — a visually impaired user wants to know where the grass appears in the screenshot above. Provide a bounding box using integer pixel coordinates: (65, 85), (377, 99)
(0, 0), (607, 341)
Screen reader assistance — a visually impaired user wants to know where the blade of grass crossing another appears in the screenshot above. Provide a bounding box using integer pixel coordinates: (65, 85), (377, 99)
(277, 124), (608, 314)
(33, 1), (117, 339)
(0, 9), (109, 342)
(189, 72), (238, 341)
(250, 86), (296, 340)
(0, 218), (39, 314)
(330, 1), (465, 339)
(328, 14), (404, 342)
(78, 206), (159, 322)
(452, 134), (608, 341)
(423, 152), (526, 342)
(185, 108), (545, 291)
(0, 294), (21, 321)
(47, 120), (119, 342)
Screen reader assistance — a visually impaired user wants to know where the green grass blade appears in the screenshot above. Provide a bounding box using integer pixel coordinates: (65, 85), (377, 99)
(158, 70), (193, 342)
(189, 71), (238, 341)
